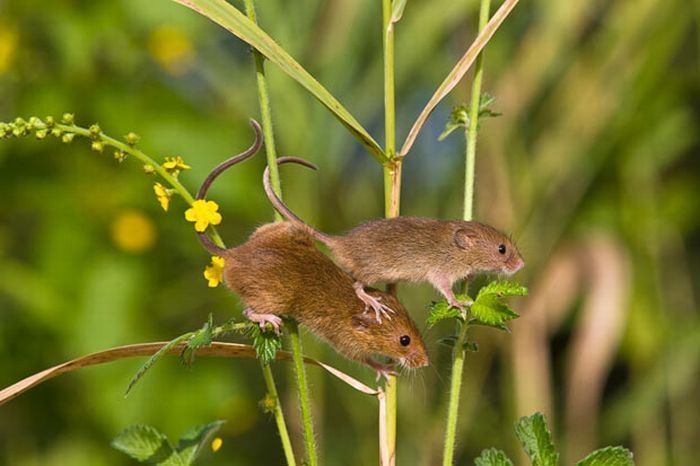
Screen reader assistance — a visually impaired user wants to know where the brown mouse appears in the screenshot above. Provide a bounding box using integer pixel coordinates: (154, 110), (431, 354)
(263, 157), (525, 316)
(195, 122), (428, 378)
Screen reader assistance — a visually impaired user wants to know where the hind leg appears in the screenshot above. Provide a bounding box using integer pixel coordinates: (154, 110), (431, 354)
(244, 308), (283, 334)
(430, 275), (472, 311)
(353, 282), (394, 323)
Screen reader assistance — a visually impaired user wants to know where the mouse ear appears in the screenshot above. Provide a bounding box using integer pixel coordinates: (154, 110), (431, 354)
(454, 228), (478, 250)
(351, 313), (377, 331)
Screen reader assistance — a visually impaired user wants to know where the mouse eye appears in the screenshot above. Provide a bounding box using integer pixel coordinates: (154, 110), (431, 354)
(399, 335), (411, 346)
(498, 244), (507, 255)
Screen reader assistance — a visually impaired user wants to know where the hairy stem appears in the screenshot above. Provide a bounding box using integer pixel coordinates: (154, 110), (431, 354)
(261, 364), (297, 466)
(242, 0), (283, 221)
(443, 0), (491, 464)
(287, 320), (318, 466)
(382, 1), (399, 465)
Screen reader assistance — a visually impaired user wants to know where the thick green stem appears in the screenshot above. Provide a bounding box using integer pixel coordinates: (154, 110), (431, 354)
(243, 2), (312, 464)
(382, 1), (399, 465)
(261, 364), (297, 466)
(443, 0), (491, 464)
(287, 321), (318, 466)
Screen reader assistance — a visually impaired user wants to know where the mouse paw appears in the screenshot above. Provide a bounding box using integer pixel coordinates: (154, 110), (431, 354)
(364, 358), (397, 383)
(353, 282), (395, 323)
(244, 309), (283, 334)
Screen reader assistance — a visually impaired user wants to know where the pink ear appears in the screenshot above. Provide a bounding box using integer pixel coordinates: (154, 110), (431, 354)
(454, 228), (478, 249)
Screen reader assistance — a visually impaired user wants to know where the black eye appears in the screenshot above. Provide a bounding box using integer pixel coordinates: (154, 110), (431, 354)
(399, 335), (411, 346)
(498, 244), (506, 255)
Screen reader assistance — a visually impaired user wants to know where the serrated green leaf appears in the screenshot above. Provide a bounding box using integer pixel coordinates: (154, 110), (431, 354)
(180, 315), (215, 366)
(172, 0), (386, 163)
(575, 446), (634, 466)
(476, 280), (528, 300)
(469, 319), (512, 333)
(514, 413), (559, 466)
(427, 296), (469, 326)
(247, 324), (282, 366)
(177, 420), (226, 465)
(111, 425), (183, 465)
(471, 295), (519, 326)
(125, 331), (194, 397)
(475, 448), (514, 466)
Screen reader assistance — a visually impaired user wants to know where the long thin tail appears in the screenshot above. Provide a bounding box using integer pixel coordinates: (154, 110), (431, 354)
(263, 156), (332, 243)
(197, 119), (263, 256)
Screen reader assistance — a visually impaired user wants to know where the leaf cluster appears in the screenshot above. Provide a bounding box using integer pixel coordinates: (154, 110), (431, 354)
(438, 93), (502, 141)
(111, 421), (225, 466)
(427, 279), (527, 330)
(474, 412), (634, 466)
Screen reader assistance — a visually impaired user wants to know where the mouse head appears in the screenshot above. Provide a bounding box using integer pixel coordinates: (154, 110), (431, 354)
(350, 290), (428, 369)
(453, 222), (524, 275)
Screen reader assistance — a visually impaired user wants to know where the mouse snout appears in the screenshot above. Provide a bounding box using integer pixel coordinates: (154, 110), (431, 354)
(504, 254), (525, 275)
(404, 347), (429, 369)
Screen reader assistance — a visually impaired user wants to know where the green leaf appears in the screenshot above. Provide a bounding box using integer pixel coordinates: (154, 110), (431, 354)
(125, 332), (194, 397)
(438, 105), (469, 141)
(400, 0), (520, 157)
(475, 448), (514, 466)
(427, 296), (469, 327)
(172, 0), (386, 164)
(180, 315), (215, 367)
(575, 446), (634, 466)
(247, 324), (282, 366)
(464, 341), (479, 352)
(514, 413), (559, 466)
(390, 0), (408, 25)
(470, 294), (519, 326)
(111, 425), (183, 465)
(177, 420), (226, 465)
(476, 280), (528, 300)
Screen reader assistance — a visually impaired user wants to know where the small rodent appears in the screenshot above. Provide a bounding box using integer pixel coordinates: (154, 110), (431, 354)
(195, 121), (429, 377)
(263, 157), (525, 315)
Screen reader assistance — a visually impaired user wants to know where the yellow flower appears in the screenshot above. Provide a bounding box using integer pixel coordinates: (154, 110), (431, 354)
(0, 23), (18, 75)
(211, 437), (223, 453)
(162, 156), (191, 173)
(153, 182), (171, 211)
(185, 199), (222, 232)
(110, 209), (157, 253)
(204, 256), (225, 287)
(148, 25), (194, 75)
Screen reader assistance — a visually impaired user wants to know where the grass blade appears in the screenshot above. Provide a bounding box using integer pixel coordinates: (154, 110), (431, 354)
(399, 0), (520, 157)
(172, 0), (387, 163)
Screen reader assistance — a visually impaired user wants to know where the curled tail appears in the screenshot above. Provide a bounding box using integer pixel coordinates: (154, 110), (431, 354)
(263, 156), (332, 244)
(197, 119), (263, 256)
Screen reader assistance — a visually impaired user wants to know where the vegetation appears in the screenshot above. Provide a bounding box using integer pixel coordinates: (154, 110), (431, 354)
(1, 0), (698, 465)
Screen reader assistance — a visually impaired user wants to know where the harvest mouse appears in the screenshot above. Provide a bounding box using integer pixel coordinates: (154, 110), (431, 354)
(195, 121), (429, 378)
(263, 157), (525, 316)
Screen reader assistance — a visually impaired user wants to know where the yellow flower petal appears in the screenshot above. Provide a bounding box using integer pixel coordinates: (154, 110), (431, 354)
(153, 183), (171, 212)
(185, 199), (223, 232)
(211, 437), (223, 452)
(204, 255), (225, 287)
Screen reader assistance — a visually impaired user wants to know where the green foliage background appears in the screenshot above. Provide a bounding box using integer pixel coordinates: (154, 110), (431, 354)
(1, 0), (698, 465)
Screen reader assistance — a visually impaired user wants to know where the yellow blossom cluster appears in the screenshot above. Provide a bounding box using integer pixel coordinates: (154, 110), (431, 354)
(153, 182), (172, 211)
(162, 156), (190, 174)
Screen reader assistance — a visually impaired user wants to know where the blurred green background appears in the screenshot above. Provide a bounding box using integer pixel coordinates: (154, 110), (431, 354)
(1, 0), (698, 465)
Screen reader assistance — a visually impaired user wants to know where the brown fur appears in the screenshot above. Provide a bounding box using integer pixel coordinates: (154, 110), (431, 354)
(223, 222), (429, 369)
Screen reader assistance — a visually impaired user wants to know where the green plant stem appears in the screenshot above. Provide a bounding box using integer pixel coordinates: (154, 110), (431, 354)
(442, 320), (470, 466)
(287, 320), (318, 466)
(261, 364), (297, 466)
(242, 0), (283, 221)
(382, 1), (399, 465)
(242, 4), (317, 464)
(443, 0), (491, 464)
(463, 0), (491, 221)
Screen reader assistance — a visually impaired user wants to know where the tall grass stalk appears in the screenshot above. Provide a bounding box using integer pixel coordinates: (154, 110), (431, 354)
(442, 0), (492, 464)
(243, 1), (315, 465)
(382, 0), (400, 465)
